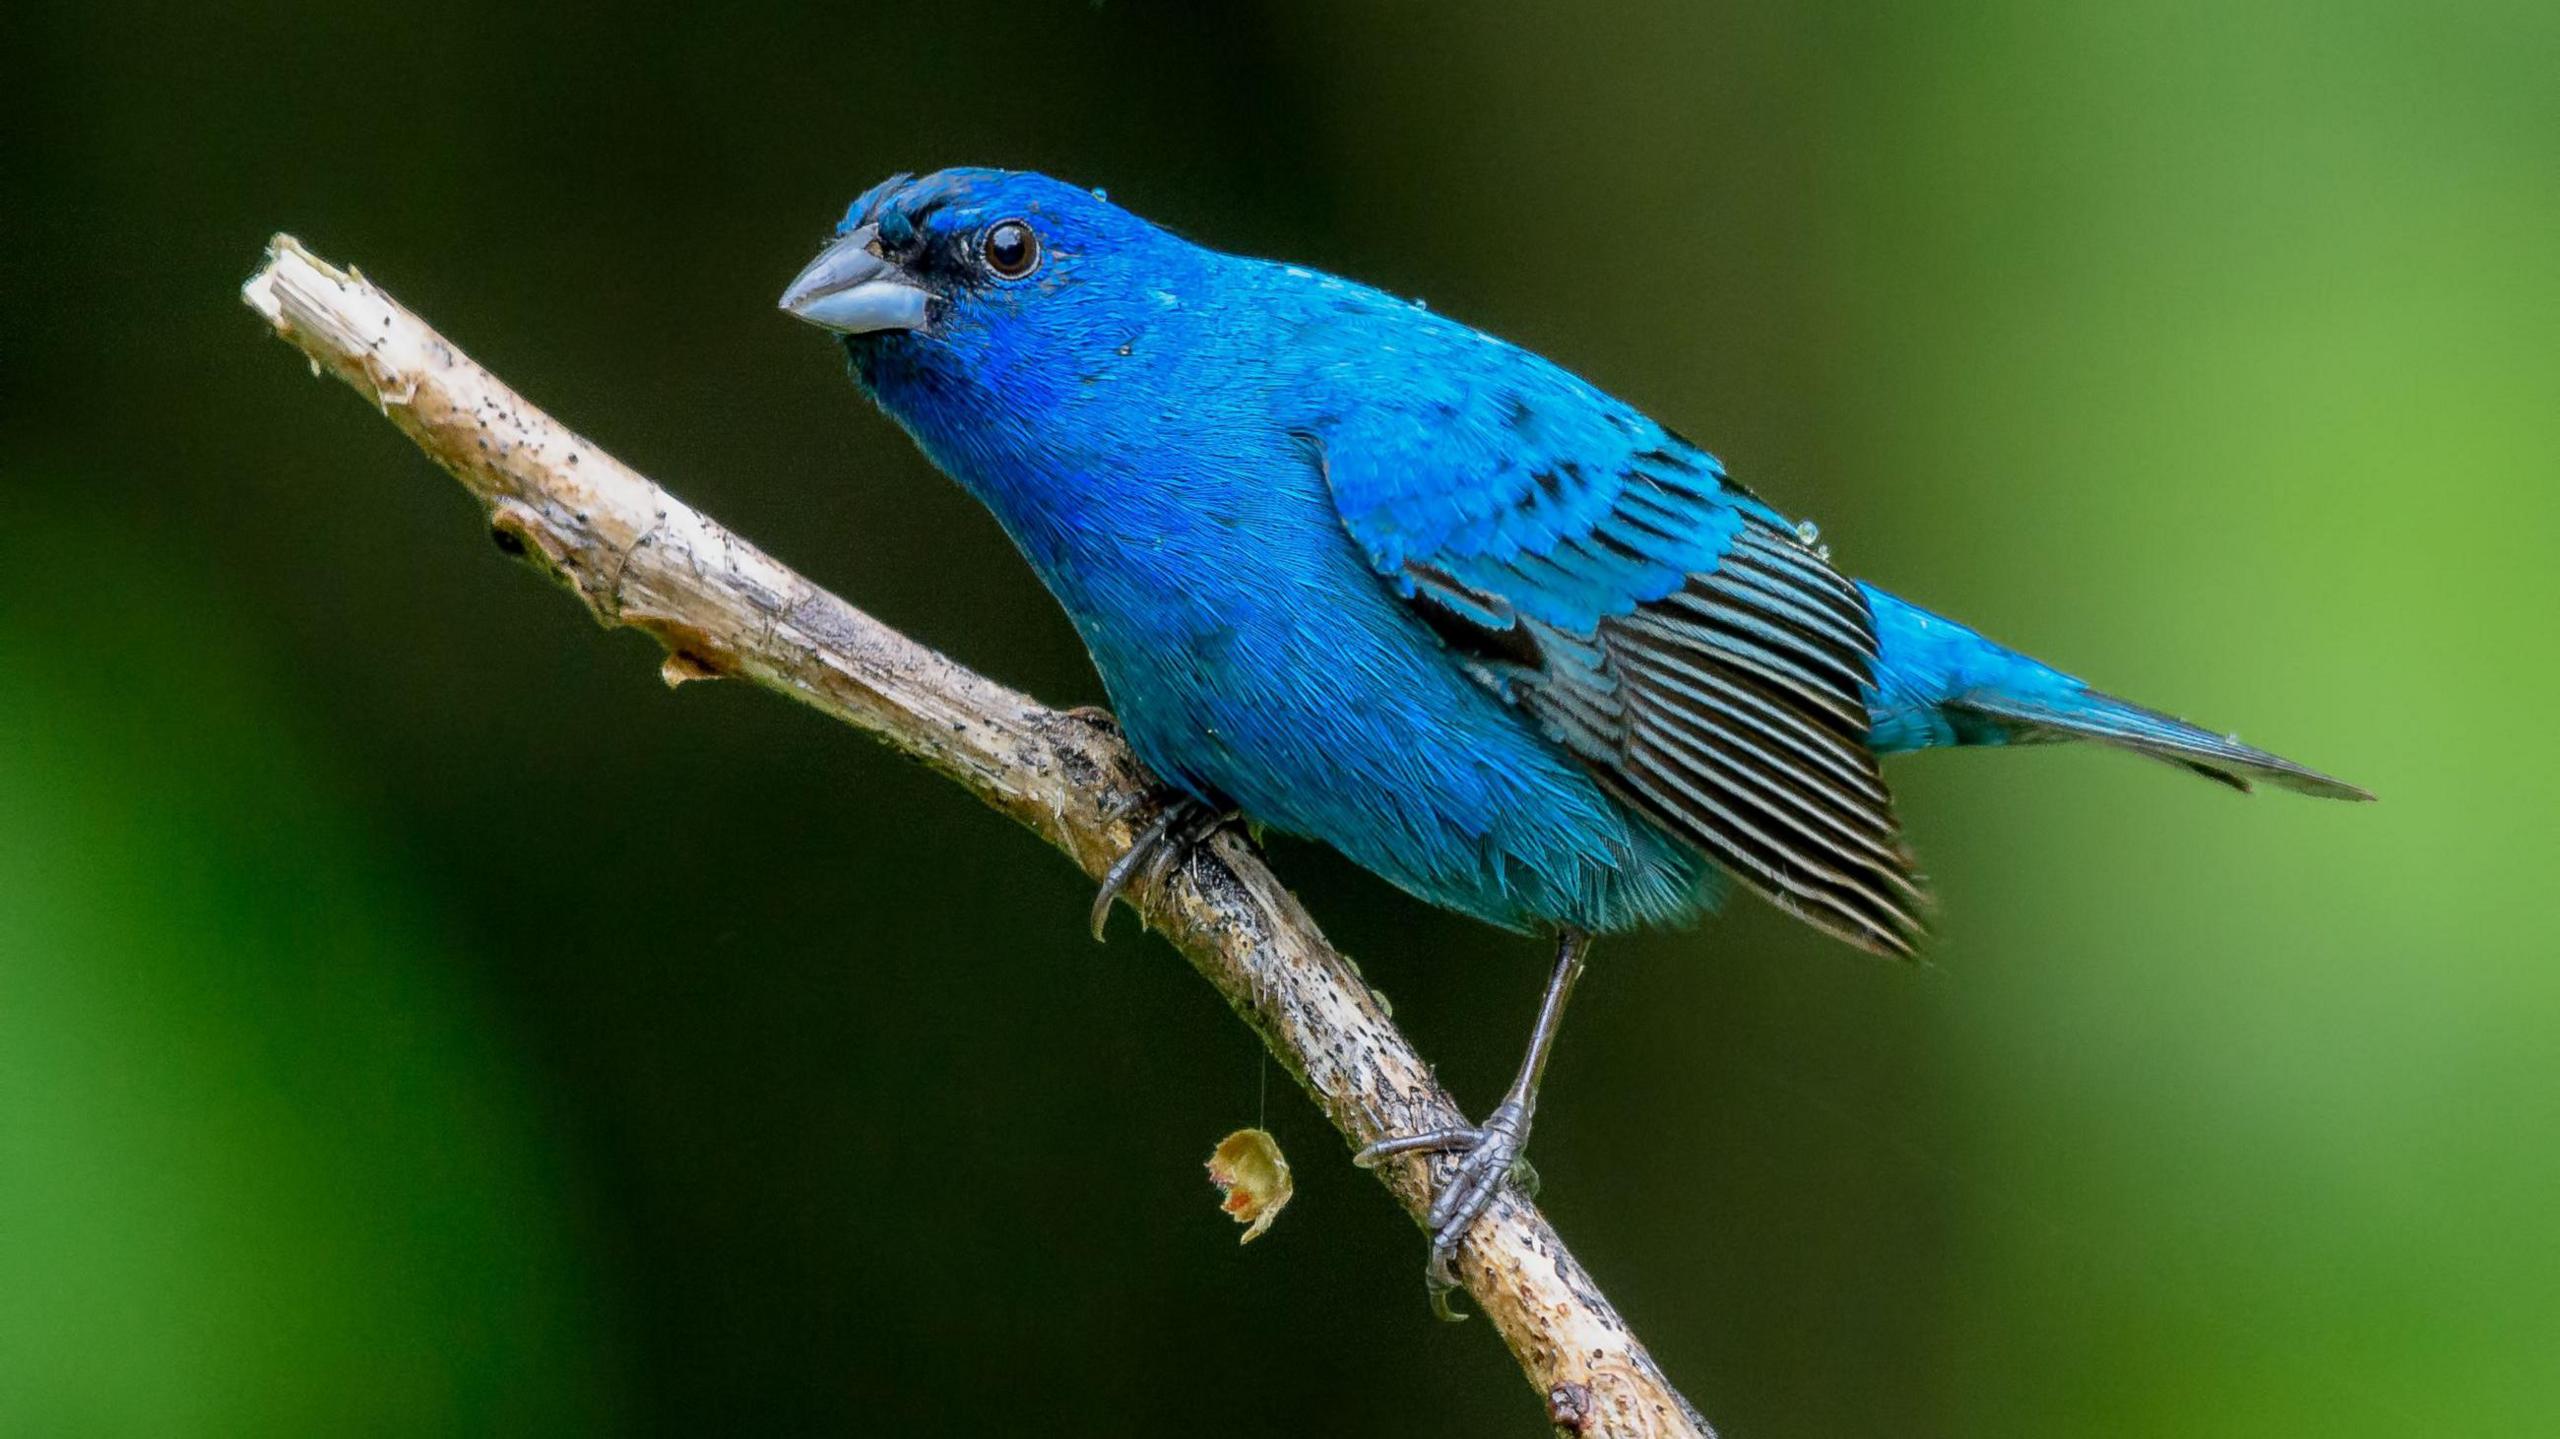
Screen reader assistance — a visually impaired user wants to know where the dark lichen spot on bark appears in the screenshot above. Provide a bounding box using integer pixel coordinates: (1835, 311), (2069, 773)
(1546, 1380), (1595, 1433)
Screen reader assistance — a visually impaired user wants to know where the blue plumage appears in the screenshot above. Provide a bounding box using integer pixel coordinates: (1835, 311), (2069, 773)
(780, 168), (2367, 1286)
(788, 168), (2363, 955)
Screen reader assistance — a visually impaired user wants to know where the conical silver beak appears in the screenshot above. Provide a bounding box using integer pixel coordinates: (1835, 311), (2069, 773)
(779, 225), (930, 334)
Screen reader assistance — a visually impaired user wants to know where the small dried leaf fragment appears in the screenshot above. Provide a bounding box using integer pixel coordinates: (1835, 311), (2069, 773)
(1206, 1128), (1293, 1244)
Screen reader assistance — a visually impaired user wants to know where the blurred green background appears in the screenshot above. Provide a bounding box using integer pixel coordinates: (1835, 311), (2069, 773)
(7, 2), (2553, 1434)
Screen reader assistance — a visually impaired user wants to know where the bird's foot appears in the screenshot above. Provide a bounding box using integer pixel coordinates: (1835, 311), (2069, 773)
(1089, 795), (1234, 941)
(1353, 1095), (1537, 1320)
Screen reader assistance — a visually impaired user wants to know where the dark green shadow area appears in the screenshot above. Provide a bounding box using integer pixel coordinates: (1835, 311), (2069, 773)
(0, 501), (614, 1434)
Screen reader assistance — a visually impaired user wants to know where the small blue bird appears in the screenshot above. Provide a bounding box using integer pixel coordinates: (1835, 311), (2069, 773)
(781, 168), (2369, 1300)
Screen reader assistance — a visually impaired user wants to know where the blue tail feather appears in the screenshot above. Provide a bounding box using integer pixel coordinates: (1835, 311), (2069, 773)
(1856, 584), (2373, 802)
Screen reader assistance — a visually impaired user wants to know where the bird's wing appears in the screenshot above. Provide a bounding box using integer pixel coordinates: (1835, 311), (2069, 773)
(1311, 369), (1928, 955)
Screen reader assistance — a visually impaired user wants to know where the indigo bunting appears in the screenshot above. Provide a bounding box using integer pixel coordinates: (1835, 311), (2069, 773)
(781, 168), (2368, 1299)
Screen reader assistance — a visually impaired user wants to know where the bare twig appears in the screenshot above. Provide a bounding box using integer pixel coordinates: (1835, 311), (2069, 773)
(242, 235), (1715, 1438)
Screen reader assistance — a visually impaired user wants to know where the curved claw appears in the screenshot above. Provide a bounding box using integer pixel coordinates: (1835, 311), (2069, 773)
(1088, 798), (1233, 941)
(1428, 1271), (1470, 1323)
(1088, 808), (1177, 941)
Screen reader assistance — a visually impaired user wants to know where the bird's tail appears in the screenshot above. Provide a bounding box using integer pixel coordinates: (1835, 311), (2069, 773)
(1949, 686), (2374, 799)
(1858, 584), (2373, 802)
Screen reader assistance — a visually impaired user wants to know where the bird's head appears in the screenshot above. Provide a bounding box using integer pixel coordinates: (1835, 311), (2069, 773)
(780, 168), (1190, 438)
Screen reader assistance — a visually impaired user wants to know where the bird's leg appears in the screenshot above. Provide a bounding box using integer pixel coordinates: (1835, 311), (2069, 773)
(1088, 795), (1235, 941)
(1355, 928), (1592, 1318)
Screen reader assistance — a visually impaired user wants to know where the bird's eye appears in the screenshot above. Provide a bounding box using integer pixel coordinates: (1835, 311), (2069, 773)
(981, 220), (1040, 279)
